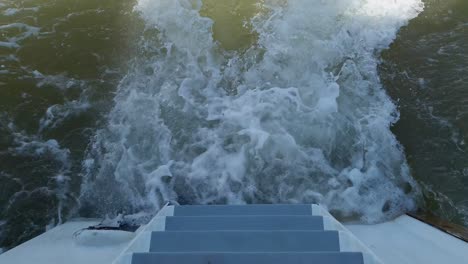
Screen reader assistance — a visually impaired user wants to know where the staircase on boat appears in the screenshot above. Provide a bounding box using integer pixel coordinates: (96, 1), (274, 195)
(114, 204), (382, 264)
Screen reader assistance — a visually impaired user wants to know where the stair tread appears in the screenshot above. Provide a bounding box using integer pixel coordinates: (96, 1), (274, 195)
(149, 230), (340, 253)
(173, 204), (313, 216)
(132, 252), (364, 264)
(164, 215), (324, 231)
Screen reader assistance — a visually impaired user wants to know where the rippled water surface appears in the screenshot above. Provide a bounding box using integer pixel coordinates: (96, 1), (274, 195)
(0, 0), (138, 249)
(0, 0), (466, 251)
(381, 0), (468, 225)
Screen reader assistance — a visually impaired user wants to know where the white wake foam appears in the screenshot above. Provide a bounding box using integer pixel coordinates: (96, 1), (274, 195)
(80, 0), (424, 223)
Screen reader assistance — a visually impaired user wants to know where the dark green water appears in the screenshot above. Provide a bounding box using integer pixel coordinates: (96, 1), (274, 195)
(0, 0), (467, 252)
(381, 0), (468, 225)
(0, 0), (138, 249)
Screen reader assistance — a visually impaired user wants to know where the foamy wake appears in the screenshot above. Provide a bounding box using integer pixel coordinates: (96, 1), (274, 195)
(80, 0), (424, 223)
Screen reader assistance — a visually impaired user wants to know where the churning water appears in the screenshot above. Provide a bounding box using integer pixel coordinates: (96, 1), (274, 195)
(80, 0), (423, 221)
(0, 0), (466, 251)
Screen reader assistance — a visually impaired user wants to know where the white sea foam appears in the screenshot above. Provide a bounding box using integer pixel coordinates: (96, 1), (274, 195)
(81, 0), (424, 223)
(0, 41), (19, 49)
(39, 100), (91, 132)
(8, 130), (72, 222)
(28, 71), (92, 132)
(0, 23), (40, 49)
(32, 71), (87, 89)
(3, 7), (39, 16)
(11, 135), (70, 169)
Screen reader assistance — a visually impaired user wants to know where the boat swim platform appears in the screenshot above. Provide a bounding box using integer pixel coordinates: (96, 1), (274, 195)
(0, 204), (467, 264)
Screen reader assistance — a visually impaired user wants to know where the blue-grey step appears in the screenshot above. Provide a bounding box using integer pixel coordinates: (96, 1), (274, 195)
(173, 204), (312, 216)
(132, 252), (364, 264)
(164, 216), (324, 231)
(149, 231), (340, 252)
